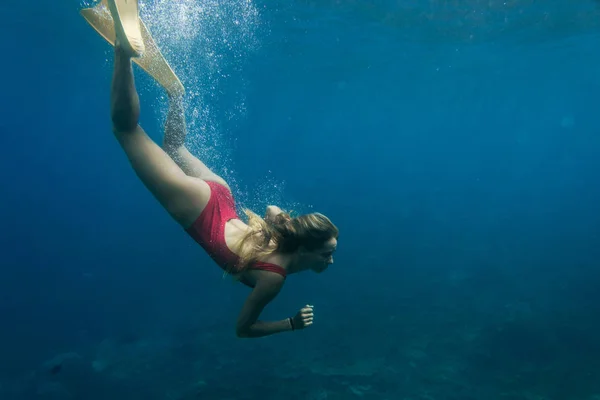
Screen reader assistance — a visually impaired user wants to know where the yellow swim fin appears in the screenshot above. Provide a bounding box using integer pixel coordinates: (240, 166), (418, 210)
(106, 0), (145, 57)
(80, 0), (185, 96)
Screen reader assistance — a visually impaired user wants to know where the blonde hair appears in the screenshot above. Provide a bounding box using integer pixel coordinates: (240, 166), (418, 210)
(234, 209), (339, 271)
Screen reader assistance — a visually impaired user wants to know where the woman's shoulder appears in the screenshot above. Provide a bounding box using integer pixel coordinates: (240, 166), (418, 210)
(240, 267), (286, 291)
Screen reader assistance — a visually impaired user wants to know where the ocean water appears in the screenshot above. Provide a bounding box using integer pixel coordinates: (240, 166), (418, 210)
(1, 0), (599, 399)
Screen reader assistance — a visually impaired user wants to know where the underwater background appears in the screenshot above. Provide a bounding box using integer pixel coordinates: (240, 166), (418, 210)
(1, 0), (600, 399)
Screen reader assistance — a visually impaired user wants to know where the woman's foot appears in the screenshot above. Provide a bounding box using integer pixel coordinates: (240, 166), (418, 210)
(107, 0), (145, 57)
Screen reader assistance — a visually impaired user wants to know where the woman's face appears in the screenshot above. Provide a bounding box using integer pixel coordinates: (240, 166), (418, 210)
(302, 237), (338, 273)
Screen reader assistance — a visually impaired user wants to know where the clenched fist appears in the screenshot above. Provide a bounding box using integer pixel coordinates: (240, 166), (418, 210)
(292, 304), (314, 330)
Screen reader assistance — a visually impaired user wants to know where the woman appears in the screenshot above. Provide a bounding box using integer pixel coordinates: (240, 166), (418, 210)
(91, 0), (339, 338)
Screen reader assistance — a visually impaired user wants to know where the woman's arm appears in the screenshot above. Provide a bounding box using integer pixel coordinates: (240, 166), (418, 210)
(235, 273), (292, 338)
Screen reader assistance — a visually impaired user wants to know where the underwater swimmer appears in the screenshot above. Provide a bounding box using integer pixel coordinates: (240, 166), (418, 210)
(81, 0), (339, 338)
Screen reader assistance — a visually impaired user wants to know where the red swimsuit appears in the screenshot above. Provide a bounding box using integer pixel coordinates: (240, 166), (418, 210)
(185, 181), (286, 287)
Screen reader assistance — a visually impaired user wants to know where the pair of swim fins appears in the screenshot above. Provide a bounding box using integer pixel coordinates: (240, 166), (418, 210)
(80, 0), (185, 96)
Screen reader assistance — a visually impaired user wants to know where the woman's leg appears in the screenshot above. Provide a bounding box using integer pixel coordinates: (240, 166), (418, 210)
(162, 95), (231, 190)
(111, 45), (211, 228)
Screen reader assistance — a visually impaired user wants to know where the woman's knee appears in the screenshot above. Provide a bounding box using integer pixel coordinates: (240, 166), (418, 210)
(111, 107), (139, 133)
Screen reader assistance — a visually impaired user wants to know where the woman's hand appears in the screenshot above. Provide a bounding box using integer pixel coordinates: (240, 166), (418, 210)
(292, 304), (314, 330)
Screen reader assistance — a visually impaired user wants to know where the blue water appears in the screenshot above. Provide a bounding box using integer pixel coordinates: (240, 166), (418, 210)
(1, 0), (600, 399)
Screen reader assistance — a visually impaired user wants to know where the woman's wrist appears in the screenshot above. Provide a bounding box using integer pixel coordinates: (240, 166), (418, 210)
(288, 317), (295, 331)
